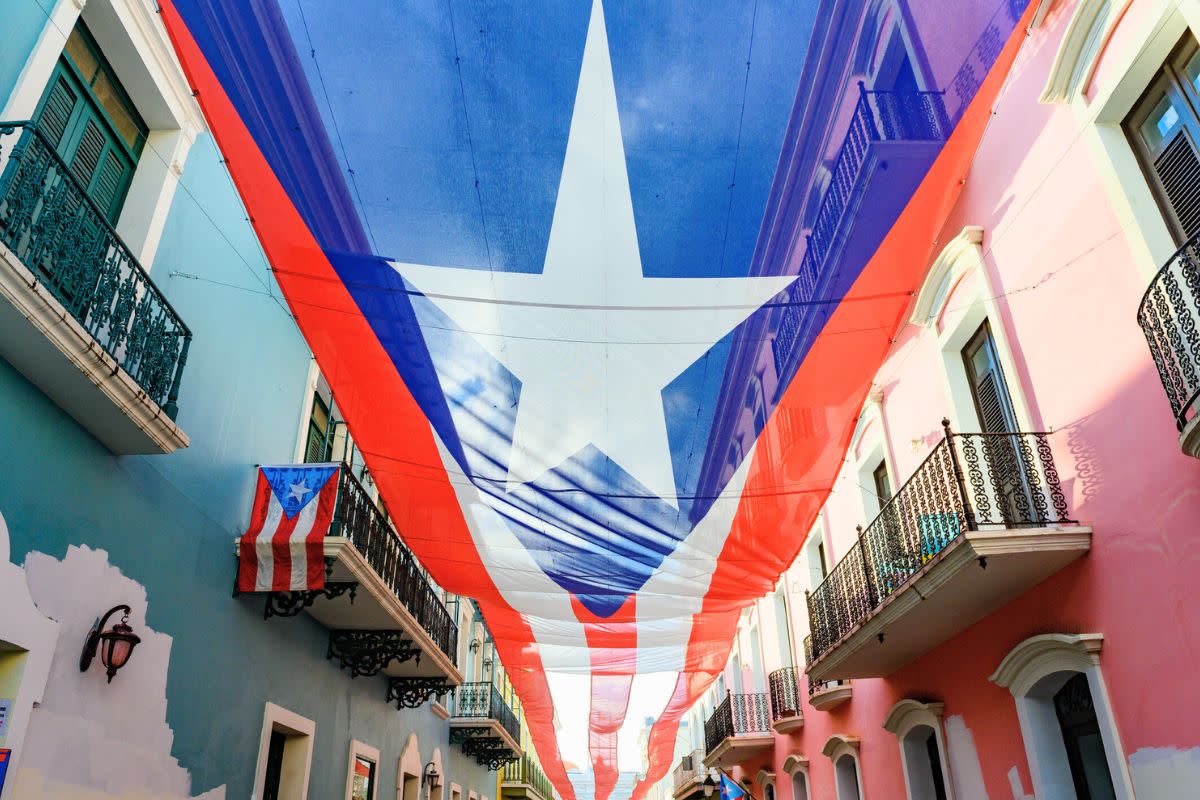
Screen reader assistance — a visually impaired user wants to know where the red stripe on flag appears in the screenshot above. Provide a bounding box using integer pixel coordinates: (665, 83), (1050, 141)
(306, 470), (340, 589)
(237, 471), (273, 593)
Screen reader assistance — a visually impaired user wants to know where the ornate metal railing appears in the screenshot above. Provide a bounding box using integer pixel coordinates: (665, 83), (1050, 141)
(331, 466), (458, 661)
(773, 85), (949, 378)
(1138, 234), (1200, 431)
(805, 420), (1073, 664)
(767, 666), (802, 721)
(703, 691), (770, 753)
(503, 753), (554, 800)
(455, 681), (521, 744)
(0, 120), (190, 417)
(673, 749), (703, 792)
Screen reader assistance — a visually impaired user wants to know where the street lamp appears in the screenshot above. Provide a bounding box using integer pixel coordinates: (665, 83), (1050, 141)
(702, 773), (717, 797)
(79, 604), (141, 683)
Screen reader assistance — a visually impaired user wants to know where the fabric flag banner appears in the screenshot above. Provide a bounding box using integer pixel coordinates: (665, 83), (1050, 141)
(719, 773), (750, 800)
(157, 0), (1038, 796)
(237, 464), (340, 593)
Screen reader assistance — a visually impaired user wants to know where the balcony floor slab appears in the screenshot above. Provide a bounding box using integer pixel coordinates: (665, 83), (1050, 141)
(702, 735), (775, 770)
(807, 526), (1092, 682)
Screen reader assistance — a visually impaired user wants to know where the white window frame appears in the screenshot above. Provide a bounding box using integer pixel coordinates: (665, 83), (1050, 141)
(882, 699), (955, 800)
(911, 226), (1035, 434)
(822, 734), (865, 800)
(989, 633), (1135, 800)
(1, 0), (204, 269)
(252, 702), (316, 800)
(1039, 0), (1200, 281)
(850, 390), (900, 522)
(345, 739), (381, 800)
(782, 755), (810, 800)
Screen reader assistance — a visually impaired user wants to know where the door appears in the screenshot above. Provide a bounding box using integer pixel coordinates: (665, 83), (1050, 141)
(1054, 674), (1118, 800)
(261, 730), (287, 800)
(963, 321), (1032, 524)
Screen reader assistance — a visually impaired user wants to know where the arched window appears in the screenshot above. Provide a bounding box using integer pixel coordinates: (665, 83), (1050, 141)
(883, 700), (952, 800)
(791, 771), (809, 800)
(990, 634), (1133, 799)
(823, 736), (865, 800)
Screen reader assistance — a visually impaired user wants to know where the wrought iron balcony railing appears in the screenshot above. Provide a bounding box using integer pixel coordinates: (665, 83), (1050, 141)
(767, 666), (802, 721)
(503, 753), (554, 800)
(332, 466), (458, 661)
(1138, 234), (1200, 431)
(454, 681), (521, 744)
(773, 85), (949, 378)
(0, 120), (190, 417)
(673, 749), (703, 792)
(703, 691), (770, 754)
(805, 420), (1074, 664)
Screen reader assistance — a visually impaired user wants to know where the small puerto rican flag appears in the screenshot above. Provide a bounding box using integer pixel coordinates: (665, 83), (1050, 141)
(237, 464), (340, 593)
(718, 773), (750, 800)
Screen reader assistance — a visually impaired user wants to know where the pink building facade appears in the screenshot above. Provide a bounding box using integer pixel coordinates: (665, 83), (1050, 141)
(673, 1), (1200, 799)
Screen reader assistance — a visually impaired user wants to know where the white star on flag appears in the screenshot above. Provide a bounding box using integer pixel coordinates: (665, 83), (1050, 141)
(395, 0), (793, 507)
(286, 481), (312, 502)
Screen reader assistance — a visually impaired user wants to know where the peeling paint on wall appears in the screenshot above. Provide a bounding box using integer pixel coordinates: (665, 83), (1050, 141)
(10, 545), (224, 800)
(1129, 747), (1200, 799)
(943, 715), (989, 800)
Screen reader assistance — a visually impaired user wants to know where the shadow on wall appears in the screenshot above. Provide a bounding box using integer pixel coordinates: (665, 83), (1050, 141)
(9, 543), (224, 800)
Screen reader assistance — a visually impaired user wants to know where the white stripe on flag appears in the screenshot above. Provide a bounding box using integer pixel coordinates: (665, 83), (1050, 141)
(288, 486), (325, 589)
(255, 492), (285, 592)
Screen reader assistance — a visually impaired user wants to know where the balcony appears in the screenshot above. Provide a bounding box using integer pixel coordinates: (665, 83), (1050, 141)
(0, 121), (189, 453)
(805, 421), (1091, 682)
(702, 692), (772, 769)
(767, 667), (804, 733)
(502, 753), (554, 800)
(236, 464), (461, 706)
(1138, 234), (1200, 456)
(773, 86), (950, 379)
(672, 750), (706, 800)
(450, 682), (522, 769)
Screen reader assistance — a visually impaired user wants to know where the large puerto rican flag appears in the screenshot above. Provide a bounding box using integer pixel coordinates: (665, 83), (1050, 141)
(157, 1), (1034, 797)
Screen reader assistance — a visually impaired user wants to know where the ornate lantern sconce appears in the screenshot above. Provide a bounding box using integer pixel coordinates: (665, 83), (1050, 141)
(702, 773), (717, 797)
(79, 604), (141, 683)
(422, 760), (442, 790)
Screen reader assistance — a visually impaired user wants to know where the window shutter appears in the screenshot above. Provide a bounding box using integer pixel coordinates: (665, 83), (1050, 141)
(90, 149), (128, 220)
(1153, 132), (1200, 238)
(38, 75), (78, 147)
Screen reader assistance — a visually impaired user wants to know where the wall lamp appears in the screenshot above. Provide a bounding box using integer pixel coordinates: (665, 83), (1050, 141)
(702, 773), (717, 797)
(422, 760), (442, 789)
(79, 604), (141, 683)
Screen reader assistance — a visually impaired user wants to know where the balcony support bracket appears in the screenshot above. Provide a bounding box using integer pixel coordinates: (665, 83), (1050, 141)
(328, 630), (421, 677)
(262, 581), (358, 620)
(387, 677), (454, 709)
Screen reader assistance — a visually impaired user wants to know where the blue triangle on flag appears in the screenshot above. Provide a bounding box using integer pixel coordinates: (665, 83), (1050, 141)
(719, 774), (749, 800)
(260, 464), (339, 520)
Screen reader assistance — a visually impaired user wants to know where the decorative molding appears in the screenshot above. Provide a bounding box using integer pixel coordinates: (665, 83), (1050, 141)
(780, 754), (808, 776)
(1040, 0), (1120, 104)
(910, 226), (985, 328)
(882, 698), (945, 735)
(989, 633), (1105, 696)
(821, 734), (861, 760)
(755, 769), (775, 786)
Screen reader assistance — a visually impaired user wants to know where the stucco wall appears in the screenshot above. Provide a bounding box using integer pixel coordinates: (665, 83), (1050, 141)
(0, 118), (492, 800)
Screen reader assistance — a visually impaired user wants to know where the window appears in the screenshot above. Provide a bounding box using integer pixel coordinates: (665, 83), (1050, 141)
(34, 21), (147, 223)
(1125, 34), (1200, 242)
(254, 703), (315, 800)
(1055, 674), (1118, 800)
(872, 461), (893, 506)
(791, 772), (809, 800)
(835, 756), (862, 800)
(962, 321), (1019, 435)
(885, 700), (952, 800)
(990, 634), (1132, 800)
(305, 393), (333, 463)
(346, 740), (381, 800)
(823, 736), (864, 800)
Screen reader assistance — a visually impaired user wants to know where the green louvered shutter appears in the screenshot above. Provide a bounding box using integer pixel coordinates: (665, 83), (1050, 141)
(34, 62), (137, 224)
